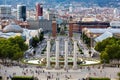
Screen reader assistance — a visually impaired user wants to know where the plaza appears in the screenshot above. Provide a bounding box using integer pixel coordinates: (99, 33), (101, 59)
(0, 20), (120, 80)
(0, 64), (120, 80)
(0, 0), (120, 80)
(0, 31), (120, 80)
(0, 34), (117, 80)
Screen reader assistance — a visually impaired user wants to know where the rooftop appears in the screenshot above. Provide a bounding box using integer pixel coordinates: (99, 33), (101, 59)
(3, 22), (23, 33)
(95, 31), (113, 42)
(85, 27), (120, 34)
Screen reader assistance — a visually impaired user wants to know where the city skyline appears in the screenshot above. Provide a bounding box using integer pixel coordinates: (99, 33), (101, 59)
(0, 0), (120, 80)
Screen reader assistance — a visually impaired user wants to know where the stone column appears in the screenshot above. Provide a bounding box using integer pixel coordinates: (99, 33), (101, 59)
(64, 39), (68, 69)
(46, 39), (51, 69)
(73, 39), (78, 70)
(55, 39), (59, 69)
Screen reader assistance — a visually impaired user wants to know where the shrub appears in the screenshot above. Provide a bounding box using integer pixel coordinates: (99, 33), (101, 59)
(89, 77), (110, 80)
(12, 76), (34, 80)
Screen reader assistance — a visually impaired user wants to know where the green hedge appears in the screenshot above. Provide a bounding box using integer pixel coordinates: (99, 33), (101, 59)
(12, 76), (34, 80)
(89, 77), (110, 80)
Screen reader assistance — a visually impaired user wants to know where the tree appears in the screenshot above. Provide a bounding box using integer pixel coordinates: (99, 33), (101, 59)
(95, 37), (116, 52)
(13, 51), (23, 60)
(100, 51), (109, 63)
(89, 50), (92, 57)
(31, 31), (44, 47)
(82, 33), (90, 47)
(105, 44), (120, 60)
(0, 36), (28, 62)
(8, 36), (28, 51)
(0, 39), (11, 60)
(95, 37), (120, 63)
(10, 44), (23, 60)
(64, 26), (67, 31)
(39, 31), (44, 41)
(95, 42), (104, 52)
(31, 36), (39, 47)
(57, 26), (61, 33)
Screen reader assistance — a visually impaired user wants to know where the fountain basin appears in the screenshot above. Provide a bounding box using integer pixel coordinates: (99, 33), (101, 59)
(24, 57), (100, 65)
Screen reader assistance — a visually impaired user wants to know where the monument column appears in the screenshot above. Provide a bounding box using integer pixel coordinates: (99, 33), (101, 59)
(55, 39), (59, 69)
(46, 39), (51, 69)
(73, 39), (78, 70)
(64, 39), (68, 69)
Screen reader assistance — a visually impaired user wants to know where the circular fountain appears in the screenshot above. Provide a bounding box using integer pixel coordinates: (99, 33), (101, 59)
(24, 57), (100, 66)
(24, 37), (100, 68)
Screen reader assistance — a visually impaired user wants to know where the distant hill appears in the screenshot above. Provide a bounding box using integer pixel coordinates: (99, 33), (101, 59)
(52, 0), (120, 7)
(0, 0), (120, 8)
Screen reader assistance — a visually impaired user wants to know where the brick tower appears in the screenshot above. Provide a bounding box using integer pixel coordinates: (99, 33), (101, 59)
(52, 21), (57, 38)
(69, 17), (73, 38)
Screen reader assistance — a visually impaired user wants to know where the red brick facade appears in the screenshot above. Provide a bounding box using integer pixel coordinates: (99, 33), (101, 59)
(72, 22), (109, 32)
(69, 22), (73, 37)
(52, 21), (57, 38)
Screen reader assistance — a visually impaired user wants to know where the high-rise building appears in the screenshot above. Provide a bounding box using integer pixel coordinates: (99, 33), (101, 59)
(114, 8), (119, 18)
(17, 4), (26, 21)
(69, 4), (73, 13)
(47, 12), (56, 21)
(0, 5), (11, 19)
(36, 3), (43, 20)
